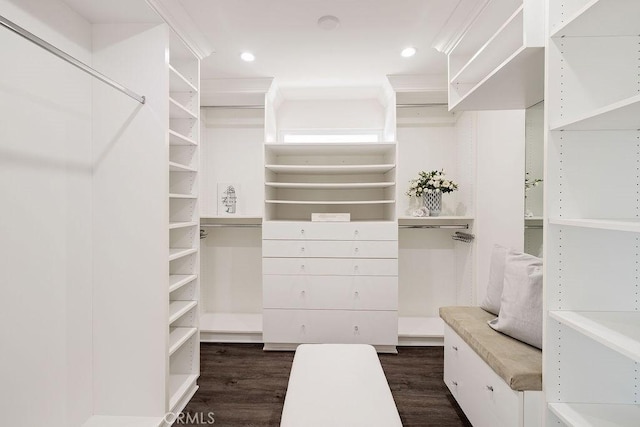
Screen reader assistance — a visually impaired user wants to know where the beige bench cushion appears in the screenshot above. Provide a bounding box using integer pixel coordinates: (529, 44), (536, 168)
(439, 306), (542, 391)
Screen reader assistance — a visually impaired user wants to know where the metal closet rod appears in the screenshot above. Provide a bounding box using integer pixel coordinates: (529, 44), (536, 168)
(0, 15), (145, 104)
(398, 224), (469, 229)
(201, 224), (262, 228)
(201, 103), (448, 109)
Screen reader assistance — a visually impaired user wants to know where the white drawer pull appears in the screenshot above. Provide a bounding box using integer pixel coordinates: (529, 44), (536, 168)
(301, 290), (306, 297)
(354, 230), (359, 237)
(301, 324), (306, 332)
(486, 385), (494, 392)
(354, 247), (359, 253)
(354, 325), (359, 334)
(354, 265), (359, 272)
(301, 264), (305, 271)
(300, 229), (305, 235)
(300, 247), (305, 252)
(452, 345), (458, 351)
(354, 291), (359, 298)
(452, 381), (458, 386)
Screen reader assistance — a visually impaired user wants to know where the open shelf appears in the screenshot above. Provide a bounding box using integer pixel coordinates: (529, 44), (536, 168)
(169, 373), (199, 411)
(265, 164), (396, 174)
(168, 221), (197, 230)
(169, 247), (197, 261)
(264, 142), (397, 155)
(200, 312), (263, 343)
(450, 45), (544, 111)
(398, 316), (444, 338)
(169, 274), (197, 293)
(169, 129), (197, 146)
(549, 311), (640, 363)
(550, 94), (640, 131)
(169, 97), (197, 120)
(550, 0), (640, 38)
(450, 6), (524, 86)
(200, 312), (263, 334)
(169, 161), (196, 172)
(169, 64), (198, 93)
(169, 327), (197, 356)
(549, 218), (640, 234)
(265, 182), (395, 189)
(169, 300), (197, 324)
(266, 199), (395, 205)
(82, 416), (163, 427)
(548, 402), (640, 426)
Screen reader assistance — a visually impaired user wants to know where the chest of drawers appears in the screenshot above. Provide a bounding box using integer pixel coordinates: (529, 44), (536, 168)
(262, 221), (398, 352)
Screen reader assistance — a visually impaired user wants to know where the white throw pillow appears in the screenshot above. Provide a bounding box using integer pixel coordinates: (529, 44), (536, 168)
(488, 251), (543, 349)
(480, 244), (509, 315)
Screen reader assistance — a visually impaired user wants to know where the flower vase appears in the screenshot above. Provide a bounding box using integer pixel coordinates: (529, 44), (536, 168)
(423, 191), (442, 216)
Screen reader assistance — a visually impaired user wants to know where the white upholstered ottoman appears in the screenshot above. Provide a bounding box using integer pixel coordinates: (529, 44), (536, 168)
(280, 344), (402, 427)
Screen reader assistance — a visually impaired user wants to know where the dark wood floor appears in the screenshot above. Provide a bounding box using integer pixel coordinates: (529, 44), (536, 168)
(183, 343), (471, 427)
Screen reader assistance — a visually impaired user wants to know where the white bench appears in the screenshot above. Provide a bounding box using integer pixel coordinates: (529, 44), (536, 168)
(440, 307), (544, 427)
(280, 344), (402, 427)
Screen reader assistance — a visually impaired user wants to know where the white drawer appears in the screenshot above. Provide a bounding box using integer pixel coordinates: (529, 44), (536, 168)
(444, 325), (521, 427)
(263, 309), (398, 346)
(263, 258), (398, 276)
(443, 324), (465, 399)
(263, 239), (398, 259)
(263, 275), (398, 310)
(263, 221), (398, 241)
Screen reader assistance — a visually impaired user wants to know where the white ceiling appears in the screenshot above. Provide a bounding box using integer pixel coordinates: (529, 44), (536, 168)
(178, 0), (458, 92)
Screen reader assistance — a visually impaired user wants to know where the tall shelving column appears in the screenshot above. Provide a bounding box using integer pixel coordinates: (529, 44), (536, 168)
(167, 32), (200, 414)
(544, 1), (640, 425)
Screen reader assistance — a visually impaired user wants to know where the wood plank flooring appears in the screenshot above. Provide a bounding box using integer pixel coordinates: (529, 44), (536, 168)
(182, 343), (471, 427)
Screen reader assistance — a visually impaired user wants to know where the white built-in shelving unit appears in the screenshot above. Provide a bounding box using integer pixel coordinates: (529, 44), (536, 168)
(447, 0), (544, 111)
(264, 142), (397, 221)
(167, 32), (200, 414)
(544, 1), (640, 425)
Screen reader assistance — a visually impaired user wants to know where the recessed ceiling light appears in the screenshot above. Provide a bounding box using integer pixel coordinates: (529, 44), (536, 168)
(401, 47), (417, 58)
(318, 15), (340, 31)
(240, 52), (255, 62)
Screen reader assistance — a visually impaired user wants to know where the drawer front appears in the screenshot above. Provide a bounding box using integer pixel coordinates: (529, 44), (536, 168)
(263, 275), (398, 310)
(263, 257), (398, 276)
(263, 221), (398, 241)
(263, 239), (398, 259)
(464, 343), (521, 427)
(446, 325), (522, 427)
(443, 325), (465, 399)
(263, 309), (398, 346)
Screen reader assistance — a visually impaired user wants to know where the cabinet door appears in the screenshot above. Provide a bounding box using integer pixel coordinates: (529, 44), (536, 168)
(263, 275), (398, 310)
(263, 258), (398, 276)
(263, 221), (398, 241)
(263, 239), (398, 258)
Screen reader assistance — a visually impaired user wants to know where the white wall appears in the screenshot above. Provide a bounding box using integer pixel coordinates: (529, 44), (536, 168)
(474, 110), (526, 304)
(0, 1), (93, 425)
(91, 23), (168, 416)
(396, 107), (468, 317)
(200, 108), (264, 315)
(276, 99), (385, 137)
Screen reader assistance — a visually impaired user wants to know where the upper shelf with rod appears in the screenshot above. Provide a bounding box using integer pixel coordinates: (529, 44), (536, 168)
(0, 15), (145, 105)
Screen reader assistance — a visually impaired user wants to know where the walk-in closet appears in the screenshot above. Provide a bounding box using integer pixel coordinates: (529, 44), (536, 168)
(2, 0), (636, 426)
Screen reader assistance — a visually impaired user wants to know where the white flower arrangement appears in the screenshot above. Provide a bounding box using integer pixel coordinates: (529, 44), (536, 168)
(406, 169), (459, 198)
(525, 173), (543, 191)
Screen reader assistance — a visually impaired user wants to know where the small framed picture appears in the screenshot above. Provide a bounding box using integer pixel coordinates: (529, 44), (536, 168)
(217, 182), (240, 216)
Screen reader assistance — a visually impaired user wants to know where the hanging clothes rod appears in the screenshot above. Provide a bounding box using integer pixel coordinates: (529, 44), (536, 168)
(525, 225), (544, 229)
(398, 224), (469, 229)
(0, 15), (146, 104)
(200, 224), (262, 228)
(202, 105), (265, 109)
(396, 103), (448, 108)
